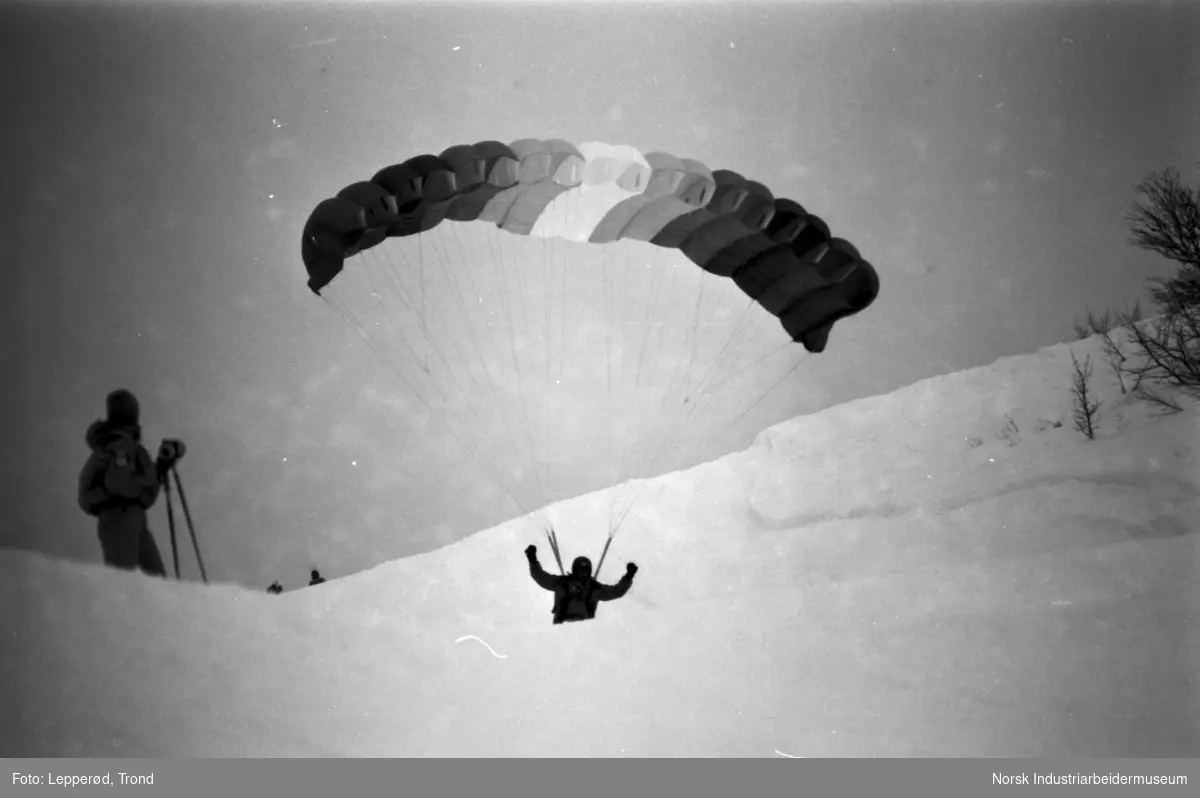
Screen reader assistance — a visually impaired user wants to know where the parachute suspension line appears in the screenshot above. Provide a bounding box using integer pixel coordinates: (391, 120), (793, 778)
(659, 263), (713, 408)
(429, 232), (497, 386)
(603, 245), (661, 535)
(608, 274), (768, 538)
(501, 225), (545, 512)
(592, 532), (614, 582)
(712, 351), (809, 444)
(601, 257), (702, 535)
(540, 231), (552, 499)
(366, 249), (463, 380)
(319, 278), (536, 521)
(435, 227), (537, 510)
(382, 243), (494, 412)
(681, 294), (758, 402)
(375, 244), (484, 392)
(637, 329), (801, 505)
(695, 338), (793, 403)
(633, 246), (668, 389)
(380, 239), (540, 519)
(323, 279), (413, 378)
(611, 243), (641, 527)
(428, 229), (526, 451)
(603, 256), (620, 531)
(371, 250), (431, 372)
(419, 234), (428, 371)
(559, 236), (568, 388)
(321, 284), (369, 341)
(481, 224), (531, 477)
(624, 244), (676, 522)
(642, 246), (671, 393)
(487, 224), (548, 516)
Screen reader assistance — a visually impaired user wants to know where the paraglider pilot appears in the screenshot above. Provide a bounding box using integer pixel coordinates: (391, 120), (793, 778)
(525, 536), (638, 625)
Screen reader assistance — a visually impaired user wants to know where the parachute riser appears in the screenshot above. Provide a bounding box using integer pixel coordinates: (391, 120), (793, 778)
(593, 534), (614, 582)
(546, 527), (566, 575)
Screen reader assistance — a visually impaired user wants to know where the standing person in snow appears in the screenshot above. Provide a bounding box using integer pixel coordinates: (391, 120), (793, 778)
(77, 389), (172, 577)
(525, 541), (638, 624)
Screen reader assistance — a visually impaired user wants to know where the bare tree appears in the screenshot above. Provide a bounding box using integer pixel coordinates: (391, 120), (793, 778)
(1073, 306), (1145, 394)
(1070, 351), (1100, 440)
(1119, 306), (1200, 400)
(1097, 166), (1200, 403)
(1126, 167), (1200, 313)
(1136, 385), (1185, 415)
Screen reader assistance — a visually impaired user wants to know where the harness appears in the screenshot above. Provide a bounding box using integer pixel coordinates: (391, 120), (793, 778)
(554, 576), (595, 624)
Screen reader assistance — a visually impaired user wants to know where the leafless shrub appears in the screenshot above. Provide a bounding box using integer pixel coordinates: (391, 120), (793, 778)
(1070, 351), (1101, 440)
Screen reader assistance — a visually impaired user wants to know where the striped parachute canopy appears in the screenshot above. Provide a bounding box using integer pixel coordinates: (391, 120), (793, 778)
(301, 138), (879, 530)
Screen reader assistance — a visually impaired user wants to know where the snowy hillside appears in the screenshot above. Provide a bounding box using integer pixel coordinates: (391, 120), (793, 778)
(3, 332), (1197, 757)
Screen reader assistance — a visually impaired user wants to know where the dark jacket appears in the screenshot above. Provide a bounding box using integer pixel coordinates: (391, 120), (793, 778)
(78, 419), (165, 575)
(527, 555), (634, 624)
(78, 420), (161, 515)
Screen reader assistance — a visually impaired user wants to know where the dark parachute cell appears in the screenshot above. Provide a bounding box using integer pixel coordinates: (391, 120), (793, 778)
(699, 198), (808, 278)
(373, 154), (459, 237)
(732, 214), (832, 305)
(336, 181), (399, 255)
(677, 180), (777, 276)
(444, 141), (520, 222)
(302, 196), (369, 293)
(784, 257), (881, 352)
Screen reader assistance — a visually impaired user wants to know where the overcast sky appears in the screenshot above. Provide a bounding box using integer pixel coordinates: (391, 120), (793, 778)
(3, 1), (1197, 589)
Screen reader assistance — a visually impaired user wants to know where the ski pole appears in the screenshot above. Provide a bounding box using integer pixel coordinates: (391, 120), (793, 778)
(162, 472), (181, 580)
(171, 467), (209, 585)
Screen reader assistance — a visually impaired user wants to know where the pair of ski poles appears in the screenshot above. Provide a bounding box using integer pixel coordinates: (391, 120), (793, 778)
(545, 526), (613, 581)
(160, 464), (209, 584)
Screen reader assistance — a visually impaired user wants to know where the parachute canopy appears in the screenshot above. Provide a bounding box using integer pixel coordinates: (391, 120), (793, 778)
(300, 138), (880, 533)
(302, 139), (878, 355)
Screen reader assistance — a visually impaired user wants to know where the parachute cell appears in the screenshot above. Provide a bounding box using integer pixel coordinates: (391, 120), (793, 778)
(648, 169), (751, 248)
(444, 141), (520, 222)
(616, 158), (714, 243)
(532, 142), (651, 242)
(696, 198), (809, 278)
(678, 179), (777, 276)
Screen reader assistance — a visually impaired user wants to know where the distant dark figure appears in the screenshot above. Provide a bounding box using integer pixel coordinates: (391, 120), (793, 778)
(77, 389), (167, 577)
(525, 543), (637, 625)
(308, 569), (326, 586)
(267, 581), (284, 595)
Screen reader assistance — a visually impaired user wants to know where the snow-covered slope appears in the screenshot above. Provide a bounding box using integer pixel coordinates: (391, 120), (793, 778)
(3, 332), (1196, 757)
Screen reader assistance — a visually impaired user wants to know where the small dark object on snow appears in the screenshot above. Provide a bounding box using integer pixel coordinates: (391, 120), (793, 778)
(309, 569), (326, 586)
(267, 581), (284, 595)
